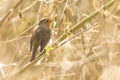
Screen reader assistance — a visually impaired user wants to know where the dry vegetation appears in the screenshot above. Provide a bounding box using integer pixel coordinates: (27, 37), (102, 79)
(0, 0), (120, 80)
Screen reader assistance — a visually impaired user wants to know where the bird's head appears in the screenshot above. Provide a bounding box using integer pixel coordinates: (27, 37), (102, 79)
(39, 18), (54, 28)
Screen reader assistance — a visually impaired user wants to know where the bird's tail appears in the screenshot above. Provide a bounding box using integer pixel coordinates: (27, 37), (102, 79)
(30, 44), (38, 62)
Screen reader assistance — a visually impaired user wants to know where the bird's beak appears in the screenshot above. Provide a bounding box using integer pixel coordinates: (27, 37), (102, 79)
(49, 19), (55, 23)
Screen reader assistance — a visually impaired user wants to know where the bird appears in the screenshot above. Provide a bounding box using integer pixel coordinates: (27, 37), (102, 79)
(30, 18), (53, 62)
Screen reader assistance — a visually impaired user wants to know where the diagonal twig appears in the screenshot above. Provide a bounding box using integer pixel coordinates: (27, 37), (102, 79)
(53, 0), (115, 46)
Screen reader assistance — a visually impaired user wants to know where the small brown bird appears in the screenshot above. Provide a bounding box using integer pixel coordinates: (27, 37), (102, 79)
(30, 18), (53, 62)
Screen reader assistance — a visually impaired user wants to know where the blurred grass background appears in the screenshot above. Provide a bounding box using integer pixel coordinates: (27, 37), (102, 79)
(0, 0), (120, 80)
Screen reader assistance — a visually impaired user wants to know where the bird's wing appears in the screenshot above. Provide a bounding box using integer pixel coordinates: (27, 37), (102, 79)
(30, 28), (41, 52)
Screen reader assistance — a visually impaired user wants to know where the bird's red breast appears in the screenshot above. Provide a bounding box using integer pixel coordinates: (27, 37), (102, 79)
(46, 19), (54, 28)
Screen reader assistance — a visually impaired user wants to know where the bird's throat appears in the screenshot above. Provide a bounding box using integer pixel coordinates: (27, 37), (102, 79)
(46, 21), (51, 28)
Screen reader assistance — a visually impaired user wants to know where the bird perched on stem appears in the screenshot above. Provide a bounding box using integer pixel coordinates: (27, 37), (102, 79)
(30, 18), (53, 62)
